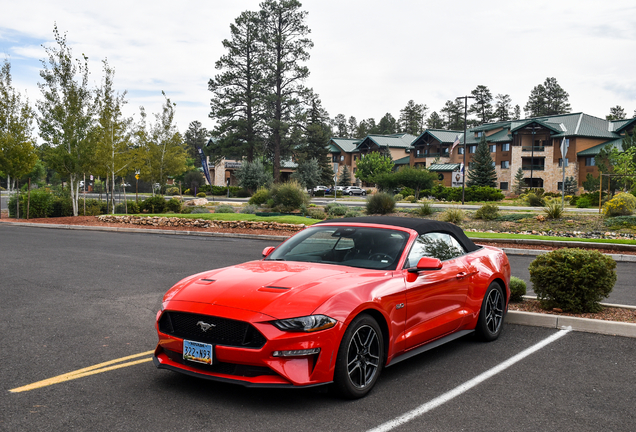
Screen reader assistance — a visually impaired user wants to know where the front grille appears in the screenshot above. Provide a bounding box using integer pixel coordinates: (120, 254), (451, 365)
(164, 349), (276, 377)
(159, 311), (267, 348)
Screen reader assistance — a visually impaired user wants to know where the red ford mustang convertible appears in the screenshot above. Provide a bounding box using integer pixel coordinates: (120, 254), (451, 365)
(154, 217), (511, 398)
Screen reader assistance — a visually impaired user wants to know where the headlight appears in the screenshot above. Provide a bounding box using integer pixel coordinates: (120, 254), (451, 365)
(271, 315), (337, 332)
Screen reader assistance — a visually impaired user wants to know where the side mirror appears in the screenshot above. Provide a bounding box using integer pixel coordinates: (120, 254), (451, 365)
(262, 246), (276, 258)
(408, 257), (443, 273)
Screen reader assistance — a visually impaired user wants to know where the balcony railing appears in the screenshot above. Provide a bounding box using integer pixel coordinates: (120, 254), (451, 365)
(522, 165), (545, 171)
(522, 146), (545, 152)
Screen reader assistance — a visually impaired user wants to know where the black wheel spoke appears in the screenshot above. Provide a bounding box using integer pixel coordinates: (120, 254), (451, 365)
(346, 324), (380, 389)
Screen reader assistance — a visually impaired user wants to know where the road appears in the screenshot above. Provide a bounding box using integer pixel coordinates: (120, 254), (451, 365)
(1, 225), (634, 431)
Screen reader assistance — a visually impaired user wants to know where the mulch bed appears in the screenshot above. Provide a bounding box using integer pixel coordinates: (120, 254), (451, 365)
(509, 299), (636, 323)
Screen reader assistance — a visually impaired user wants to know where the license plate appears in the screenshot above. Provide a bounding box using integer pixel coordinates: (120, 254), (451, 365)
(183, 340), (213, 365)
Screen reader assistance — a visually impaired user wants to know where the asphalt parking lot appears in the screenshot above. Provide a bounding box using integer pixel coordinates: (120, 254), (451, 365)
(1, 225), (635, 431)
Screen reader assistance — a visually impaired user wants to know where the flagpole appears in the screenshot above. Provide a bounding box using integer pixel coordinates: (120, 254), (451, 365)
(456, 95), (475, 205)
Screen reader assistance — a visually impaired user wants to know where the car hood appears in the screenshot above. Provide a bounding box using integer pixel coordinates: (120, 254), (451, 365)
(163, 260), (392, 319)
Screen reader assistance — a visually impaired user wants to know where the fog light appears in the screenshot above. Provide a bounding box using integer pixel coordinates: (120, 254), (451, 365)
(272, 348), (320, 357)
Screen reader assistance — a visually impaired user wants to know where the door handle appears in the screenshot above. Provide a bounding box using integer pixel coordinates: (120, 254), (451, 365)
(456, 272), (466, 279)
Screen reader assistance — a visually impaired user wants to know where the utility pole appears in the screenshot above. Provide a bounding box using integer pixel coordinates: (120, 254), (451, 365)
(456, 95), (475, 204)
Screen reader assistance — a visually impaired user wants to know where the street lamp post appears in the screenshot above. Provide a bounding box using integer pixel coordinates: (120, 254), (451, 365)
(456, 95), (475, 204)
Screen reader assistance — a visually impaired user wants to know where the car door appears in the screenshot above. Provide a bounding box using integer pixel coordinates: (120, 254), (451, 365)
(403, 233), (471, 349)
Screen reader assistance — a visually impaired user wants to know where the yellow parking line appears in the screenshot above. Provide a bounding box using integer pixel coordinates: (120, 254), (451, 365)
(9, 350), (155, 393)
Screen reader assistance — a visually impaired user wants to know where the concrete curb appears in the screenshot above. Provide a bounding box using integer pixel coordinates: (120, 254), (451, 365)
(497, 247), (636, 262)
(506, 311), (636, 338)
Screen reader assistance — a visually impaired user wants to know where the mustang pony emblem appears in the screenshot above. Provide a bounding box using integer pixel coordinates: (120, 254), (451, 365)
(197, 321), (216, 332)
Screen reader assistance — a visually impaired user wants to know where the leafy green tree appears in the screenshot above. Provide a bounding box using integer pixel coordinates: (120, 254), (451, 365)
(209, 10), (265, 164)
(426, 111), (444, 129)
(494, 94), (512, 121)
(260, 0), (313, 182)
(93, 59), (132, 213)
(0, 59), (38, 193)
(184, 169), (205, 194)
(524, 77), (571, 117)
(469, 85), (493, 125)
(133, 93), (187, 194)
(440, 99), (464, 130)
(467, 136), (497, 187)
(513, 167), (525, 194)
(184, 121), (209, 164)
(37, 25), (96, 216)
(355, 152), (394, 183)
(606, 106), (626, 121)
(582, 173), (599, 192)
(376, 113), (397, 135)
(236, 159), (271, 193)
(608, 146), (636, 191)
(338, 165), (351, 186)
(292, 158), (321, 191)
(399, 100), (427, 135)
(391, 166), (438, 199)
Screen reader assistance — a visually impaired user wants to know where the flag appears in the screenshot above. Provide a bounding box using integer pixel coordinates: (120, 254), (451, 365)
(450, 134), (461, 155)
(459, 163), (464, 174)
(196, 146), (213, 186)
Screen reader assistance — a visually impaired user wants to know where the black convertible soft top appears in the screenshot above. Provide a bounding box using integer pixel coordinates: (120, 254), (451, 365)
(315, 216), (479, 252)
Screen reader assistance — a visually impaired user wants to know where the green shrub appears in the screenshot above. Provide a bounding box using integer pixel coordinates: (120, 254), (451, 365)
(509, 277), (527, 303)
(576, 197), (592, 208)
(8, 189), (53, 218)
(393, 193), (404, 202)
(307, 208), (327, 220)
(249, 187), (270, 205)
(328, 206), (347, 216)
(474, 203), (500, 220)
(496, 213), (530, 222)
(50, 196), (74, 217)
(440, 208), (464, 224)
(270, 181), (309, 212)
(344, 210), (362, 218)
(183, 189), (191, 195)
(524, 192), (545, 207)
(528, 248), (616, 313)
(214, 204), (235, 213)
(141, 196), (166, 213)
(416, 201), (435, 216)
(400, 187), (415, 197)
(196, 192), (207, 198)
(166, 187), (179, 195)
(165, 198), (182, 213)
(604, 215), (636, 228)
(81, 199), (105, 216)
(404, 195), (416, 203)
(241, 204), (258, 214)
(366, 192), (395, 215)
(543, 198), (564, 219)
(314, 190), (325, 197)
(603, 192), (636, 217)
(424, 185), (503, 202)
(189, 206), (209, 214)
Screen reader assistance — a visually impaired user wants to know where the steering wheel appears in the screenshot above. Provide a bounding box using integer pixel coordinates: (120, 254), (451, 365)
(368, 252), (393, 262)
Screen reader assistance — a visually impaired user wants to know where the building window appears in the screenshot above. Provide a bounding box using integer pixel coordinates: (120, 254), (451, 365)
(558, 158), (569, 167)
(468, 145), (477, 154)
(501, 160), (510, 169)
(557, 182), (563, 191)
(500, 182), (508, 190)
(353, 168), (357, 173)
(477, 132), (483, 138)
(501, 143), (510, 151)
(332, 155), (338, 162)
(354, 155), (357, 161)
(489, 144), (496, 152)
(458, 147), (465, 155)
(340, 155), (345, 161)
(585, 157), (595, 166)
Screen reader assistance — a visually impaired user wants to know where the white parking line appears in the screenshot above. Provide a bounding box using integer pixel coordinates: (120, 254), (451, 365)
(368, 328), (572, 432)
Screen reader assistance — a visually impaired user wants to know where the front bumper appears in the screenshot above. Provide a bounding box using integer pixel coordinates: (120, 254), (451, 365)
(154, 303), (343, 387)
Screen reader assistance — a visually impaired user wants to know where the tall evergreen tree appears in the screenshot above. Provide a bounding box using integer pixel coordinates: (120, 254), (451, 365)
(184, 121), (209, 164)
(524, 77), (571, 117)
(332, 113), (348, 137)
(38, 25), (96, 216)
(606, 106), (626, 121)
(357, 118), (376, 137)
(338, 164), (351, 186)
(469, 85), (493, 125)
(260, 0), (313, 182)
(440, 100), (464, 130)
(466, 136), (497, 187)
(399, 100), (427, 135)
(376, 113), (397, 134)
(295, 92), (332, 184)
(513, 167), (525, 194)
(209, 11), (265, 165)
(513, 105), (521, 120)
(426, 111), (444, 129)
(494, 94), (512, 121)
(347, 116), (358, 138)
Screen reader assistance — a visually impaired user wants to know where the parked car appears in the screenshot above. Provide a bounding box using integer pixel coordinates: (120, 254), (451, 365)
(343, 186), (366, 196)
(153, 216), (511, 398)
(313, 185), (328, 192)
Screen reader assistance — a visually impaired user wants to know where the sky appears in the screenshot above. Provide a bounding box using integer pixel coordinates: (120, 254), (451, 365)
(1, 0), (636, 141)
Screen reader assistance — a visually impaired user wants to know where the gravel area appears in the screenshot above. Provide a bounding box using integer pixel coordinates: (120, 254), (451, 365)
(509, 299), (636, 323)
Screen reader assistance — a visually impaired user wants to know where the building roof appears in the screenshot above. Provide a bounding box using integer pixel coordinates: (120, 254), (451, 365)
(329, 137), (360, 153)
(355, 133), (418, 151)
(393, 156), (411, 165)
(576, 138), (624, 156)
(281, 159), (298, 169)
(427, 163), (461, 172)
(485, 128), (512, 143)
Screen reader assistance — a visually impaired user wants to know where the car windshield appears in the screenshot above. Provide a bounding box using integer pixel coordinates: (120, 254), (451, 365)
(265, 226), (409, 270)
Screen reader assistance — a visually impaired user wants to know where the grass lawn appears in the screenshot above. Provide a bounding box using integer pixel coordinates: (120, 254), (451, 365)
(135, 213), (321, 225)
(466, 231), (636, 245)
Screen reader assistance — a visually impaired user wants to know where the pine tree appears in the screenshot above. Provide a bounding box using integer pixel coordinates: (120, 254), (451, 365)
(466, 136), (497, 187)
(399, 100), (427, 135)
(376, 113), (397, 134)
(494, 94), (512, 121)
(333, 113), (348, 137)
(606, 106), (626, 121)
(338, 165), (351, 186)
(469, 85), (493, 125)
(513, 167), (525, 194)
(184, 121), (209, 163)
(426, 111), (444, 129)
(440, 100), (464, 130)
(524, 77), (571, 117)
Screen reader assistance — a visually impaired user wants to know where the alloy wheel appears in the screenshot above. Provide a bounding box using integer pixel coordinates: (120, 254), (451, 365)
(346, 325), (380, 389)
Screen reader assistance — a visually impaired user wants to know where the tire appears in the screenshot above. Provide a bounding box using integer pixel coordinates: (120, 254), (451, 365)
(362, 191), (366, 196)
(475, 282), (505, 341)
(333, 314), (384, 399)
